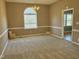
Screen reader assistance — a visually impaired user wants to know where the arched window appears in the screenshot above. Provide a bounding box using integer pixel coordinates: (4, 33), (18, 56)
(24, 8), (37, 29)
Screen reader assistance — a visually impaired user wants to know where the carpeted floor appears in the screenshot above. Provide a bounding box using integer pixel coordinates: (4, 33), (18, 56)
(2, 35), (79, 59)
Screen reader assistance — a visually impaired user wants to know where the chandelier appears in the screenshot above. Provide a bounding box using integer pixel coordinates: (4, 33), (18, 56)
(32, 0), (40, 11)
(32, 5), (40, 11)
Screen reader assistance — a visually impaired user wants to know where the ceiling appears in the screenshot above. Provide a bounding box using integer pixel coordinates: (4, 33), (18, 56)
(6, 0), (59, 5)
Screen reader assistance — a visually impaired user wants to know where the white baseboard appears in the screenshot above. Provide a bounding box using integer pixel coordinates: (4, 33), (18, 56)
(8, 26), (62, 30)
(51, 34), (63, 39)
(0, 29), (8, 38)
(72, 41), (79, 46)
(0, 41), (8, 59)
(51, 34), (79, 46)
(72, 29), (79, 32)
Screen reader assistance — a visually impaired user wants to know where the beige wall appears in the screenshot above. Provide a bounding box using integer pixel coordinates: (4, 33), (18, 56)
(50, 0), (79, 42)
(6, 0), (79, 42)
(6, 2), (50, 37)
(0, 0), (8, 55)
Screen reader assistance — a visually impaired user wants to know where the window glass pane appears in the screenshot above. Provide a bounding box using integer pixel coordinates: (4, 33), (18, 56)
(24, 8), (37, 29)
(24, 8), (36, 14)
(67, 20), (72, 26)
(24, 15), (37, 29)
(24, 15), (37, 24)
(24, 24), (37, 29)
(67, 14), (72, 21)
(64, 13), (72, 26)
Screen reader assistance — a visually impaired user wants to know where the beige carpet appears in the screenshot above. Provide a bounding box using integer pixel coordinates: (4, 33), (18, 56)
(2, 35), (79, 59)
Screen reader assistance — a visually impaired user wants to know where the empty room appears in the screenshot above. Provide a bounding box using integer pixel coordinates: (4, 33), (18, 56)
(0, 0), (79, 59)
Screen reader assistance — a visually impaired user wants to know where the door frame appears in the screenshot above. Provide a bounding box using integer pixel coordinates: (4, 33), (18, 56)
(62, 8), (74, 40)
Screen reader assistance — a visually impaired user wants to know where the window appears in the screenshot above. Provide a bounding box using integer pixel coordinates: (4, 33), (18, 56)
(24, 8), (37, 29)
(64, 13), (72, 26)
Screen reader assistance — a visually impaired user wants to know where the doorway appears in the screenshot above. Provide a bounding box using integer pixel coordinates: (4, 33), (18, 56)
(63, 8), (74, 41)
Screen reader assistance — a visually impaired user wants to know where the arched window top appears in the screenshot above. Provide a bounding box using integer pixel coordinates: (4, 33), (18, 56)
(24, 8), (37, 14)
(24, 7), (37, 29)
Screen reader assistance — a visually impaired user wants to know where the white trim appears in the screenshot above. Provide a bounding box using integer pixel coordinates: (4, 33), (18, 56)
(51, 26), (62, 29)
(72, 41), (79, 46)
(0, 41), (8, 59)
(0, 29), (8, 59)
(0, 29), (8, 38)
(39, 26), (52, 28)
(51, 34), (63, 39)
(62, 8), (74, 38)
(51, 34), (79, 46)
(72, 29), (79, 32)
(8, 26), (62, 30)
(64, 8), (74, 12)
(8, 27), (24, 30)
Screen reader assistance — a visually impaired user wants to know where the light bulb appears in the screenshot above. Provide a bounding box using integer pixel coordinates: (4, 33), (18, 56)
(37, 6), (40, 11)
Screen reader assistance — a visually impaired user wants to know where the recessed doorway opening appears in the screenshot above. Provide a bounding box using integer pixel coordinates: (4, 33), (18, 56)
(63, 8), (74, 41)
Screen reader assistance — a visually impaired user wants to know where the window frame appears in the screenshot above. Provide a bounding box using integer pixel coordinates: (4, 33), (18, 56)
(64, 13), (72, 26)
(24, 8), (38, 29)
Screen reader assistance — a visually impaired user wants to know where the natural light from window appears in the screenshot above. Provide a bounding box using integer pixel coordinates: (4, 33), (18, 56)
(64, 14), (72, 26)
(24, 8), (37, 29)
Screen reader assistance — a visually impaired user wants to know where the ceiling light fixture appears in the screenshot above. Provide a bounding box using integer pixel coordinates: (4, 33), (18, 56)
(32, 0), (40, 11)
